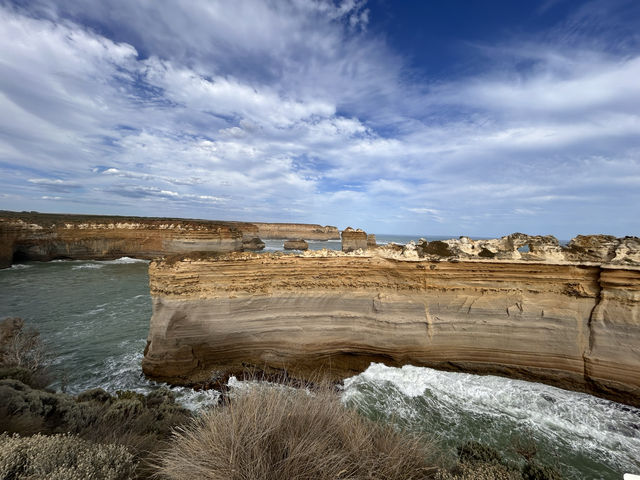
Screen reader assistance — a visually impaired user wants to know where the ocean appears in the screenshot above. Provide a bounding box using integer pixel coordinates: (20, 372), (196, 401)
(1, 237), (638, 479)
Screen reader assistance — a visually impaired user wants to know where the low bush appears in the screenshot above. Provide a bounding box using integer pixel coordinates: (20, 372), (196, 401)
(436, 441), (564, 480)
(0, 318), (50, 388)
(0, 379), (191, 478)
(155, 381), (438, 480)
(0, 432), (136, 480)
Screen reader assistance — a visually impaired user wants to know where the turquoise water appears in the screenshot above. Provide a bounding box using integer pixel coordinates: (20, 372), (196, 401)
(1, 253), (639, 479)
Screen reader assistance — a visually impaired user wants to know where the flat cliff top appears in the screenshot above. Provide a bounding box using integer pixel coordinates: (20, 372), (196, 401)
(252, 222), (338, 229)
(0, 210), (257, 230)
(157, 235), (640, 268)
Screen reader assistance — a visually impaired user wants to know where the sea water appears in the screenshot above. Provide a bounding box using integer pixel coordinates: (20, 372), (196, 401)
(1, 243), (639, 479)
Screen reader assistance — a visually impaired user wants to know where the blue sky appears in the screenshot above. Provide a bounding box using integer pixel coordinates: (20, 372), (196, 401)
(0, 0), (639, 238)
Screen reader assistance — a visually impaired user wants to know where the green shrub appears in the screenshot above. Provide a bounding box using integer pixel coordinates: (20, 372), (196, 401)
(522, 460), (563, 480)
(457, 441), (503, 465)
(436, 462), (519, 480)
(0, 318), (50, 387)
(0, 432), (136, 480)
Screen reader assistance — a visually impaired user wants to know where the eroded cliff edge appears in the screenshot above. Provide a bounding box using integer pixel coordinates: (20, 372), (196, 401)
(252, 222), (339, 240)
(0, 211), (258, 268)
(0, 211), (340, 268)
(142, 239), (640, 406)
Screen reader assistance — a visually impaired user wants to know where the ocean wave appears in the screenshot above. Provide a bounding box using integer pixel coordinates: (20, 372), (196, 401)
(101, 257), (149, 264)
(71, 263), (104, 270)
(9, 264), (32, 270)
(343, 363), (640, 479)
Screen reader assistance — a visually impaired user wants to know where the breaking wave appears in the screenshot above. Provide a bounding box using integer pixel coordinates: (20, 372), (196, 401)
(343, 363), (640, 480)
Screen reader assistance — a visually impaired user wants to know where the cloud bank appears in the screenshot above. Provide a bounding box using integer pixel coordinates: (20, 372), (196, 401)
(0, 0), (638, 238)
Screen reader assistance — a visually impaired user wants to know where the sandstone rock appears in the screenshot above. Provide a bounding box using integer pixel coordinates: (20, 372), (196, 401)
(367, 234), (377, 248)
(0, 211), (253, 268)
(252, 223), (339, 240)
(242, 237), (265, 251)
(564, 234), (620, 263)
(142, 250), (640, 406)
(341, 227), (367, 252)
(283, 239), (308, 250)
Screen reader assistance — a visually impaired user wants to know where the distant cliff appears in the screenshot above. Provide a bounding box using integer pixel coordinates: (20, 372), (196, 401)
(0, 211), (257, 269)
(142, 235), (640, 407)
(252, 222), (339, 240)
(0, 211), (345, 268)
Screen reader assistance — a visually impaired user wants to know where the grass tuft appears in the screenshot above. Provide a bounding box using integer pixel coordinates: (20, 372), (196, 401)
(154, 379), (438, 480)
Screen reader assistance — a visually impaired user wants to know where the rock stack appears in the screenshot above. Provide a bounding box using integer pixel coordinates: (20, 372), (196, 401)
(284, 239), (308, 250)
(341, 227), (367, 252)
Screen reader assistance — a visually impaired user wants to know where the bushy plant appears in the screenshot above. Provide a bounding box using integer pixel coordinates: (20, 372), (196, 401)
(0, 318), (49, 387)
(0, 432), (136, 480)
(155, 381), (438, 480)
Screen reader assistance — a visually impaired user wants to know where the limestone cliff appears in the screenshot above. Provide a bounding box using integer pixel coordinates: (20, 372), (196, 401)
(0, 211), (349, 267)
(0, 211), (252, 268)
(341, 227), (368, 252)
(142, 244), (640, 406)
(252, 222), (339, 240)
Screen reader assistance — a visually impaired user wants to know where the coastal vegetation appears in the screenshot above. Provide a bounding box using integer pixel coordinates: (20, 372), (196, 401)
(1, 318), (565, 479)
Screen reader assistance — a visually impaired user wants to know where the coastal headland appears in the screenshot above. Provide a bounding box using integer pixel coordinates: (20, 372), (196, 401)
(142, 233), (640, 407)
(0, 210), (338, 268)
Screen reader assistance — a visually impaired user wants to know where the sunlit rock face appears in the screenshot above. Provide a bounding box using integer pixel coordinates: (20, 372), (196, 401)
(0, 211), (251, 267)
(142, 244), (640, 407)
(414, 232), (640, 265)
(252, 222), (339, 240)
(341, 227), (368, 252)
(0, 212), (346, 267)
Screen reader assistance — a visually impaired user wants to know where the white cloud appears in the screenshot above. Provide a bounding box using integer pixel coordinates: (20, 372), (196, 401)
(0, 1), (638, 237)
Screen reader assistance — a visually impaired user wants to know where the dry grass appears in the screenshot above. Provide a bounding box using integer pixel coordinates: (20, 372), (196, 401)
(155, 380), (438, 480)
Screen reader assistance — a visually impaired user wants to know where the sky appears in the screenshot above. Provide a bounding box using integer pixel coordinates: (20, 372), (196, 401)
(0, 0), (639, 238)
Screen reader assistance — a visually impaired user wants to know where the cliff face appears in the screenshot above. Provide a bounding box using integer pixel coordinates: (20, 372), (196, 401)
(341, 227), (368, 252)
(143, 248), (640, 406)
(0, 211), (252, 267)
(252, 222), (340, 240)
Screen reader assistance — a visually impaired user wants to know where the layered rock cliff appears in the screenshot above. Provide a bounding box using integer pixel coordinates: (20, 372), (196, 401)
(142, 240), (640, 406)
(0, 211), (254, 268)
(0, 211), (346, 268)
(252, 222), (340, 240)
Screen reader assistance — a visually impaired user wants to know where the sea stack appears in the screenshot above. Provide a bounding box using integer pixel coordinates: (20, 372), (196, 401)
(283, 239), (309, 250)
(341, 227), (368, 252)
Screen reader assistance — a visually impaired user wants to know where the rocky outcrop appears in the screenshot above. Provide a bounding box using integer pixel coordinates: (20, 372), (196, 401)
(143, 246), (640, 406)
(242, 237), (266, 251)
(413, 233), (640, 265)
(283, 239), (308, 250)
(341, 227), (367, 252)
(252, 223), (339, 240)
(367, 234), (377, 248)
(0, 211), (253, 267)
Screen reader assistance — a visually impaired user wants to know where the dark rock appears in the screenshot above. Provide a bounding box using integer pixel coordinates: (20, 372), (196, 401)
(284, 239), (308, 250)
(242, 237), (265, 251)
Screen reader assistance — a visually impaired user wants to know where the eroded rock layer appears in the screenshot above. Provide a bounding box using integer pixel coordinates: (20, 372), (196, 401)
(0, 211), (253, 268)
(143, 251), (640, 406)
(252, 222), (340, 240)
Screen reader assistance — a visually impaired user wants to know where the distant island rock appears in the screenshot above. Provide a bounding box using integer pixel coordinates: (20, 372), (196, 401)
(283, 239), (308, 250)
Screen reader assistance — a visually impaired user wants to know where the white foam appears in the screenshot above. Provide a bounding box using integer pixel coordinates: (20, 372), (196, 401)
(9, 264), (32, 269)
(71, 263), (104, 270)
(343, 363), (640, 476)
(101, 257), (149, 264)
